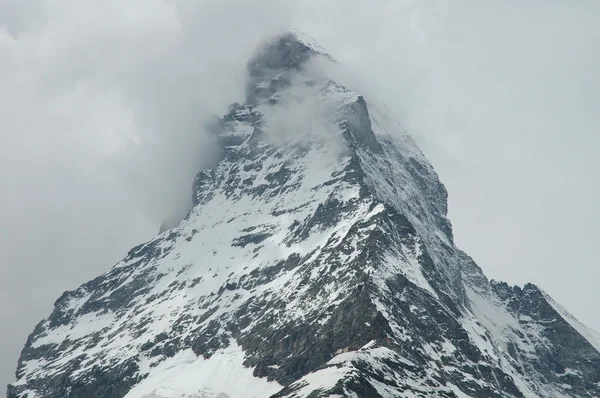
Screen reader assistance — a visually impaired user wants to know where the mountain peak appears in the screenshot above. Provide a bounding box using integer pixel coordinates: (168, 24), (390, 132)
(287, 29), (331, 56)
(247, 30), (330, 74)
(245, 31), (333, 104)
(9, 32), (600, 398)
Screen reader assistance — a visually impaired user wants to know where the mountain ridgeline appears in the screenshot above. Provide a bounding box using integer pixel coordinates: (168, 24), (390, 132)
(9, 32), (600, 398)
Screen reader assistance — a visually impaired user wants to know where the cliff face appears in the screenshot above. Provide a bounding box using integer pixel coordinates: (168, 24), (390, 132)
(9, 32), (600, 398)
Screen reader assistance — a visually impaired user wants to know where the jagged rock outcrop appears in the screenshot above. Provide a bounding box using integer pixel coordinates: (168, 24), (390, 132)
(8, 32), (600, 398)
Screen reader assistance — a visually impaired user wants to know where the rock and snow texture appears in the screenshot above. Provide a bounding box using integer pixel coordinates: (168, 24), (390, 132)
(8, 32), (600, 398)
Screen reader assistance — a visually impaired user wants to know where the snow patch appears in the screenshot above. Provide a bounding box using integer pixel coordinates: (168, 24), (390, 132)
(125, 341), (282, 398)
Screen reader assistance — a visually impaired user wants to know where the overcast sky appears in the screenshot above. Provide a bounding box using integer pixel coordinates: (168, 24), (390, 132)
(1, 0), (599, 389)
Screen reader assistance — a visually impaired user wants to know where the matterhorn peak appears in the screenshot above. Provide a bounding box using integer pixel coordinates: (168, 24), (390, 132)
(245, 30), (335, 105)
(248, 30), (332, 72)
(9, 33), (600, 398)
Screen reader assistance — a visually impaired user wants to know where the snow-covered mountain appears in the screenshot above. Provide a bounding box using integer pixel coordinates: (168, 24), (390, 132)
(8, 32), (600, 398)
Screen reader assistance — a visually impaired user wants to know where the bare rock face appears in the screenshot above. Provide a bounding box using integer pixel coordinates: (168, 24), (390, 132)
(8, 32), (600, 398)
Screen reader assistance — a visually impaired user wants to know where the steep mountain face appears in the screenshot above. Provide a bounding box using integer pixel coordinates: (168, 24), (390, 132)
(8, 32), (600, 398)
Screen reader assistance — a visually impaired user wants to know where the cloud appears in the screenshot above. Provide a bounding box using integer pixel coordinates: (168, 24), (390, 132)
(0, 0), (295, 387)
(2, 0), (600, 390)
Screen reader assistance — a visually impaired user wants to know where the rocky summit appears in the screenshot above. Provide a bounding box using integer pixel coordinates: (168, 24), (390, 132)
(8, 32), (600, 398)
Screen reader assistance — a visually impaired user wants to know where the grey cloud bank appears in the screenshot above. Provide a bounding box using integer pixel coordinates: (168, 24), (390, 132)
(1, 0), (599, 390)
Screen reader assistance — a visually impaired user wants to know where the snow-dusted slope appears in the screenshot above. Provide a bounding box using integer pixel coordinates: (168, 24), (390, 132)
(9, 32), (600, 398)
